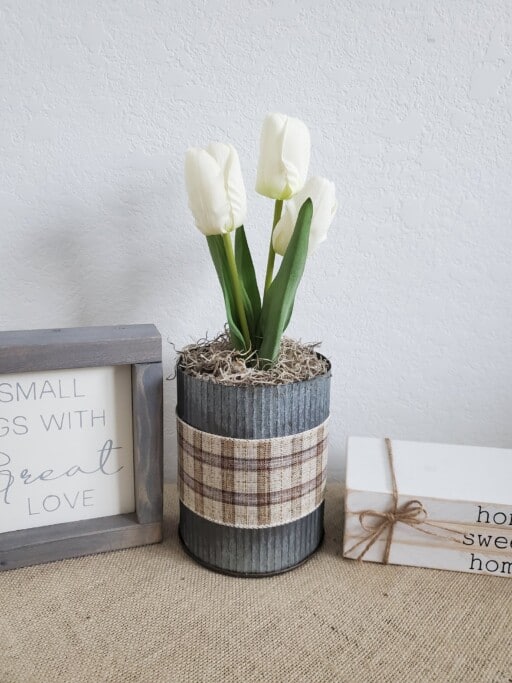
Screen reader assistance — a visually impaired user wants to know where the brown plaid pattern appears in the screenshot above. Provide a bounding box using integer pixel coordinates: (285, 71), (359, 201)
(177, 416), (329, 528)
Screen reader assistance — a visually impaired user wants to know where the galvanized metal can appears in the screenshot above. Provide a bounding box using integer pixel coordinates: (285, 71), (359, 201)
(177, 358), (331, 577)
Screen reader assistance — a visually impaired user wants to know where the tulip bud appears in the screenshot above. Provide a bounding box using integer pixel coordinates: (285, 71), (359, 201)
(272, 177), (337, 256)
(255, 113), (311, 200)
(185, 143), (247, 235)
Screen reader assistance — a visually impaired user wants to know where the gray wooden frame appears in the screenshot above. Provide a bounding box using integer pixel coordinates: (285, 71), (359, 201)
(0, 324), (163, 571)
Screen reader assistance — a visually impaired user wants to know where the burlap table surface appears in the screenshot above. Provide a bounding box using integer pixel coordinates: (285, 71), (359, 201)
(2, 482), (512, 683)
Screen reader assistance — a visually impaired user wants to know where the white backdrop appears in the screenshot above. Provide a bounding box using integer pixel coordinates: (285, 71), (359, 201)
(2, 0), (512, 481)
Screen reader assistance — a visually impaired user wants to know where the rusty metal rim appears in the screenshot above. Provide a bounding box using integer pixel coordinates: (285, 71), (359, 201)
(178, 529), (325, 578)
(178, 501), (325, 577)
(176, 355), (331, 440)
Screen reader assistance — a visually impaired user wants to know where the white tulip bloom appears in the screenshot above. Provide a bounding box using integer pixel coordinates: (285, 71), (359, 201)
(255, 113), (311, 200)
(185, 143), (247, 235)
(272, 177), (337, 256)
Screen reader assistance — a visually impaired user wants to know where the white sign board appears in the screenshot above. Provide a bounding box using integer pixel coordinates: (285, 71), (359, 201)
(0, 365), (135, 533)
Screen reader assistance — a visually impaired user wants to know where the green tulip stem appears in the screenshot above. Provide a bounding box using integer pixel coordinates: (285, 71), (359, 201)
(264, 199), (283, 293)
(222, 232), (251, 351)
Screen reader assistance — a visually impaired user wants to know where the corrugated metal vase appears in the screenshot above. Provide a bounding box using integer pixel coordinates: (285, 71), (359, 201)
(177, 358), (331, 576)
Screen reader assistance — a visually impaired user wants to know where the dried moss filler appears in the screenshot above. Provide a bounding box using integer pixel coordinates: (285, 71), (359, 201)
(177, 338), (331, 576)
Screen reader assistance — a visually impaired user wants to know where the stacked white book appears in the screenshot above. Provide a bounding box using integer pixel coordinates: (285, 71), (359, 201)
(343, 437), (512, 577)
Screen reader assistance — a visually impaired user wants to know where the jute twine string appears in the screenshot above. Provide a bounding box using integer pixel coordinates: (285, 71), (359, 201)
(346, 438), (465, 564)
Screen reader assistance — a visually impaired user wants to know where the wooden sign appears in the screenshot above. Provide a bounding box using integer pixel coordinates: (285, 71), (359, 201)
(0, 325), (163, 571)
(343, 437), (512, 577)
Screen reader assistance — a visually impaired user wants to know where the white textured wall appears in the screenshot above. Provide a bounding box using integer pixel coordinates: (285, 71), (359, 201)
(2, 1), (512, 481)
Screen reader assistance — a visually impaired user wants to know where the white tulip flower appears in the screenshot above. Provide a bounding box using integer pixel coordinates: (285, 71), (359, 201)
(255, 113), (311, 200)
(272, 177), (337, 256)
(185, 143), (247, 235)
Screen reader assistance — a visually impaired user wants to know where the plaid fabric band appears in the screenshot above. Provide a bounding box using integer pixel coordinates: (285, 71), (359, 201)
(177, 416), (329, 528)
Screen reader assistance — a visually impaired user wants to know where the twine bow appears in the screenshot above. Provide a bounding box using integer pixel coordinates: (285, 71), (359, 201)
(346, 437), (464, 564)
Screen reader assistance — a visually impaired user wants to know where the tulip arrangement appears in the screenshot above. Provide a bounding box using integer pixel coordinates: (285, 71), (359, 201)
(185, 113), (337, 368)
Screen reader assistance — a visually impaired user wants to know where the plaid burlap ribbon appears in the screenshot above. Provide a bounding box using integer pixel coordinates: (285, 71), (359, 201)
(177, 416), (329, 528)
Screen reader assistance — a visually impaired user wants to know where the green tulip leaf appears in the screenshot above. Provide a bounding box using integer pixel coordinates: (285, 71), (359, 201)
(235, 226), (261, 347)
(206, 234), (246, 351)
(258, 198), (313, 366)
